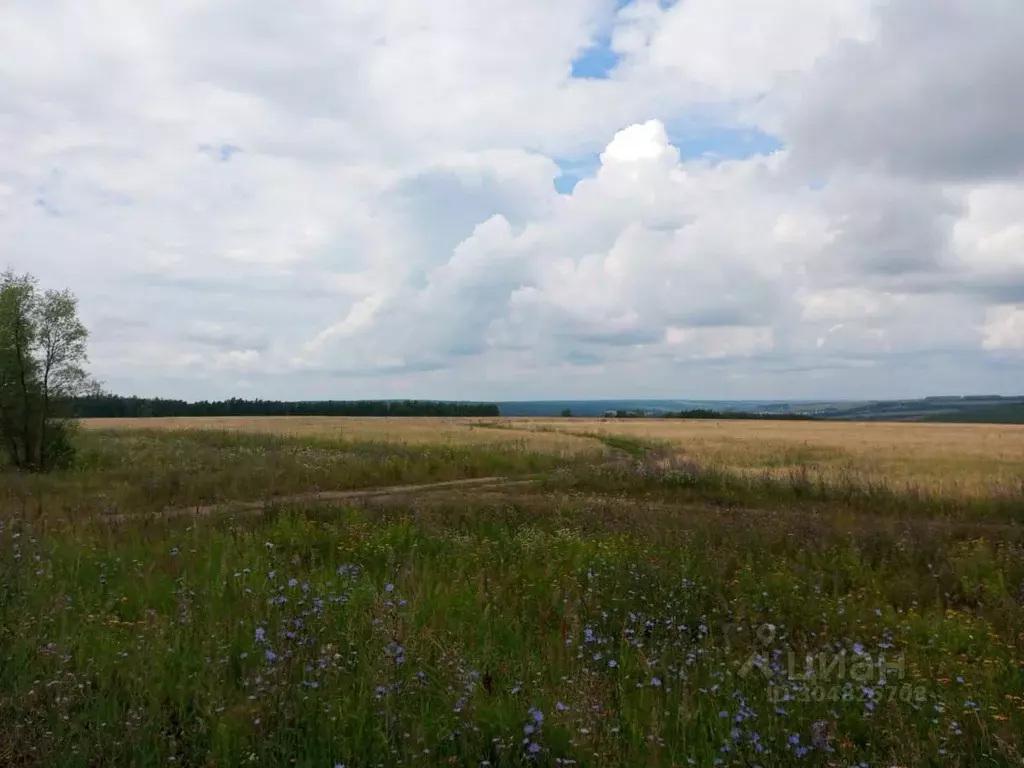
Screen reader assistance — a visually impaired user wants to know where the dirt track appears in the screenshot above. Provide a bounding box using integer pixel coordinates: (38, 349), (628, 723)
(103, 475), (544, 523)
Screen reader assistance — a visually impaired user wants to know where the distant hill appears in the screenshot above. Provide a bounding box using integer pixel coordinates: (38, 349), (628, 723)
(494, 400), (787, 417)
(919, 402), (1024, 424)
(495, 396), (1024, 424)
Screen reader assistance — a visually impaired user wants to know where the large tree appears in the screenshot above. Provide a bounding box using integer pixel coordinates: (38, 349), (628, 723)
(0, 270), (90, 471)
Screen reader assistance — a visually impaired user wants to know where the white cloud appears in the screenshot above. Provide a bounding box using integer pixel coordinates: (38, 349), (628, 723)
(983, 307), (1024, 352)
(1, 0), (1023, 401)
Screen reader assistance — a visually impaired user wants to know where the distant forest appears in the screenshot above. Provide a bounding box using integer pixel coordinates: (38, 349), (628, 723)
(68, 395), (501, 418)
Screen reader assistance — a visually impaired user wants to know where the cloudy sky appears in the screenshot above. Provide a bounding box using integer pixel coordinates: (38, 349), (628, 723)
(2, 0), (1023, 402)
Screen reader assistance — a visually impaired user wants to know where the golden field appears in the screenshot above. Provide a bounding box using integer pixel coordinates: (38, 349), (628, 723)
(83, 415), (1024, 496)
(515, 417), (1024, 496)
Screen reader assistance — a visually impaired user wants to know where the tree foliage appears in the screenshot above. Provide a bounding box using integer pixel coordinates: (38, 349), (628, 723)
(0, 270), (91, 471)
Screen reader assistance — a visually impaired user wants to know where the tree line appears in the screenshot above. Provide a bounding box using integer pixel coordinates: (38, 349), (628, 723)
(67, 395), (501, 419)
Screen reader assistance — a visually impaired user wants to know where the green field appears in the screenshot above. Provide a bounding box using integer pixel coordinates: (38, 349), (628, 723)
(2, 425), (1023, 766)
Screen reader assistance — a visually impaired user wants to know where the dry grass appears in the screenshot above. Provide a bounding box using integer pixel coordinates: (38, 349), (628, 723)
(81, 416), (603, 456)
(507, 418), (1024, 497)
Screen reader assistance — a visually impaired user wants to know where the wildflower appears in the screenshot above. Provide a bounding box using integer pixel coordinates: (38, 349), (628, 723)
(265, 649), (277, 663)
(254, 627), (266, 643)
(529, 708), (544, 724)
(170, 547), (179, 557)
(384, 583), (394, 593)
(651, 677), (662, 688)
(288, 578), (298, 588)
(556, 701), (569, 712)
(528, 742), (541, 754)
(852, 643), (865, 656)
(811, 720), (830, 750)
(607, 660), (617, 668)
(268, 571), (276, 580)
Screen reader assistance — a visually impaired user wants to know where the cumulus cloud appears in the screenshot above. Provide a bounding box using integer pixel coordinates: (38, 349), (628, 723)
(1, 0), (1023, 400)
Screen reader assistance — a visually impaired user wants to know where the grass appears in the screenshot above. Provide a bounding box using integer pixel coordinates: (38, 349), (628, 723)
(2, 422), (1023, 766)
(81, 417), (604, 457)
(2, 428), (597, 518)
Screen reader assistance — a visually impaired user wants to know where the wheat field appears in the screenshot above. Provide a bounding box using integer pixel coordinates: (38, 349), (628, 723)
(514, 417), (1024, 496)
(82, 415), (1024, 496)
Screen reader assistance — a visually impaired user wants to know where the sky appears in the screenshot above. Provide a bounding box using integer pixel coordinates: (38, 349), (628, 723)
(2, 0), (1023, 402)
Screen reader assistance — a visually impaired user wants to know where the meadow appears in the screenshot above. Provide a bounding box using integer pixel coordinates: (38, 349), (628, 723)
(1, 418), (1022, 766)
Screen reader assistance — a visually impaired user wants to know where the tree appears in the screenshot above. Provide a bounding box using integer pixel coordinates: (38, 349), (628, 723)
(560, 408), (573, 418)
(0, 270), (91, 471)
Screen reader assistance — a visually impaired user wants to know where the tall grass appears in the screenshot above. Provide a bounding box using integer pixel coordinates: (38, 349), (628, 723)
(0, 429), (1022, 766)
(0, 429), (596, 518)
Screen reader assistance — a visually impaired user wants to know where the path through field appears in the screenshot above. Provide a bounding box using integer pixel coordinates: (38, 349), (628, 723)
(104, 474), (547, 523)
